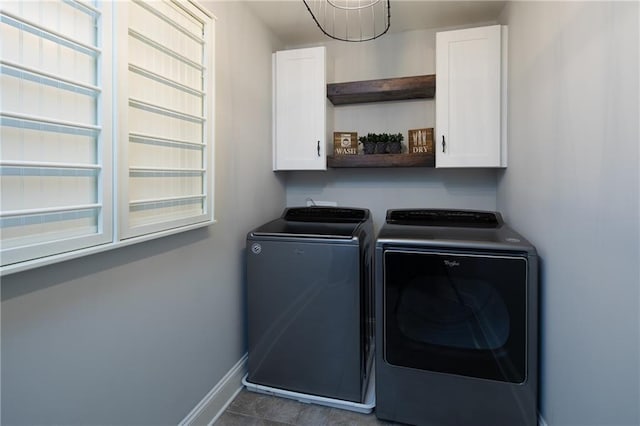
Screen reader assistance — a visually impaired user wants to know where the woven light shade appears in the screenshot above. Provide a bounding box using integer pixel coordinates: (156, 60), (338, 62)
(302, 0), (391, 42)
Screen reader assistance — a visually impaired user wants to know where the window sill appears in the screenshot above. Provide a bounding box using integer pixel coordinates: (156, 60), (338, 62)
(0, 219), (216, 277)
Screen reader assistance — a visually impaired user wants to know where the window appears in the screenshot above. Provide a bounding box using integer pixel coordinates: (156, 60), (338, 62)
(117, 0), (214, 239)
(0, 1), (113, 267)
(0, 1), (214, 273)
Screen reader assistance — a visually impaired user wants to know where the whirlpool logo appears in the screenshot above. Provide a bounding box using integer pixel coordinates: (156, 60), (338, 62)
(444, 259), (460, 267)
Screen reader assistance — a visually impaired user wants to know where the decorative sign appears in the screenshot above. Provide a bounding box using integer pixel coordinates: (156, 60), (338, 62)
(408, 128), (434, 154)
(333, 132), (358, 155)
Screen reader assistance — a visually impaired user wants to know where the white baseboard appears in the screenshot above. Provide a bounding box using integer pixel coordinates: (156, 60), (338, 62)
(179, 354), (544, 426)
(179, 354), (247, 426)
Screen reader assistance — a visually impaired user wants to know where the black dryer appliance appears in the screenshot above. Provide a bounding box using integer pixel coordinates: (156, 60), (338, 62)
(375, 209), (539, 426)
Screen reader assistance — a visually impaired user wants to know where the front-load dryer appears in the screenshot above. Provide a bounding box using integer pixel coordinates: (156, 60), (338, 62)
(375, 209), (538, 426)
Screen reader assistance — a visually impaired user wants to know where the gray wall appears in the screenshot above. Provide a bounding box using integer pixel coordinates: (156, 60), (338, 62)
(286, 27), (500, 229)
(498, 2), (639, 425)
(1, 2), (285, 424)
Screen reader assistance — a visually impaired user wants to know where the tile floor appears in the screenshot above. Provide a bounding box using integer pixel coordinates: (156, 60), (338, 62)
(214, 389), (400, 426)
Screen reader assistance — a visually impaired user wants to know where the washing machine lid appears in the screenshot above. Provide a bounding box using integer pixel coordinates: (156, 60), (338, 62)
(250, 207), (370, 239)
(283, 206), (369, 223)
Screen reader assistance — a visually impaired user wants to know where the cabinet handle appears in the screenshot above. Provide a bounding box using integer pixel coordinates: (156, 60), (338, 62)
(317, 140), (321, 157)
(442, 135), (446, 153)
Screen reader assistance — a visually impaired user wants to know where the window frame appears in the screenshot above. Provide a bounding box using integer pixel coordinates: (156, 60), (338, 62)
(0, 1), (113, 267)
(115, 0), (215, 241)
(0, 0), (216, 276)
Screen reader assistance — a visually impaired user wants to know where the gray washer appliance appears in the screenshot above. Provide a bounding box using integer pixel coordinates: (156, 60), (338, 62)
(375, 209), (538, 426)
(246, 206), (374, 403)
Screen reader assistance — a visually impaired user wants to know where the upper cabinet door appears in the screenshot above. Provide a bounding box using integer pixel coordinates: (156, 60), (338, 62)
(273, 47), (327, 171)
(436, 25), (507, 168)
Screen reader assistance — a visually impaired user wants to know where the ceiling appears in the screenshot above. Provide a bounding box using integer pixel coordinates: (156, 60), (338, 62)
(244, 0), (507, 46)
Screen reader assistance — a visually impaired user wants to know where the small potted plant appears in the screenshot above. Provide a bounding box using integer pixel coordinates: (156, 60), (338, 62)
(376, 133), (389, 154)
(360, 134), (377, 155)
(388, 132), (404, 154)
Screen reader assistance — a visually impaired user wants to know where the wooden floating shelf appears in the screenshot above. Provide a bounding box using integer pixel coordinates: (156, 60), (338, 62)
(327, 75), (436, 105)
(328, 153), (435, 168)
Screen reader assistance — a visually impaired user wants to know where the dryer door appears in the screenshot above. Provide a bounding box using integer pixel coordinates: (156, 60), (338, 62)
(383, 249), (528, 383)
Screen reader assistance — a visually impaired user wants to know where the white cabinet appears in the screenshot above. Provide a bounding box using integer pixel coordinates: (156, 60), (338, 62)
(435, 25), (507, 168)
(273, 46), (329, 171)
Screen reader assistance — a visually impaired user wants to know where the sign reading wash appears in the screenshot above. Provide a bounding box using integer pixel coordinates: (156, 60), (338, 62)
(333, 132), (358, 155)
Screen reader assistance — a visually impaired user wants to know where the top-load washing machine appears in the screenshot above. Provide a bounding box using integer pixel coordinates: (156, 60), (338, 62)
(375, 209), (538, 426)
(246, 206), (374, 405)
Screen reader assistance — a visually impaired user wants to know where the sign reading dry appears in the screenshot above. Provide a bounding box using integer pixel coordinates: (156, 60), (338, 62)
(408, 128), (434, 154)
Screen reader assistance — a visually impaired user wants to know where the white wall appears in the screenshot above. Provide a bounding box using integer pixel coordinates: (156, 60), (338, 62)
(498, 2), (639, 425)
(0, 2), (285, 424)
(287, 167), (498, 231)
(286, 27), (500, 229)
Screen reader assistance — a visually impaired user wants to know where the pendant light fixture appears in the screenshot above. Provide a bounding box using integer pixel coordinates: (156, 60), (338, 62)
(302, 0), (391, 42)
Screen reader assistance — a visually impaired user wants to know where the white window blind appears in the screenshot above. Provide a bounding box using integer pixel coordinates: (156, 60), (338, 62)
(117, 0), (214, 239)
(0, 0), (214, 273)
(0, 0), (113, 267)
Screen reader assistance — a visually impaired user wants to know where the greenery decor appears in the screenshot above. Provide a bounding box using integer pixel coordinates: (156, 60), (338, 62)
(376, 133), (389, 153)
(388, 133), (404, 153)
(359, 134), (376, 154)
(358, 132), (404, 154)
